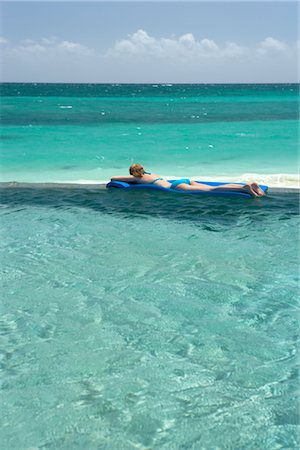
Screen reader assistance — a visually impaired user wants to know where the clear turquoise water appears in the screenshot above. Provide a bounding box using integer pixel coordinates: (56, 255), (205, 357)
(1, 84), (299, 448)
(1, 83), (299, 184)
(1, 187), (299, 448)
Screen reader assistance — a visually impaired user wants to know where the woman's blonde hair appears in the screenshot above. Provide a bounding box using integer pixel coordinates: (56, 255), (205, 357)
(129, 163), (145, 178)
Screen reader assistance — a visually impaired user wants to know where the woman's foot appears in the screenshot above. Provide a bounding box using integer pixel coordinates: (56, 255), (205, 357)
(244, 183), (264, 197)
(251, 182), (265, 196)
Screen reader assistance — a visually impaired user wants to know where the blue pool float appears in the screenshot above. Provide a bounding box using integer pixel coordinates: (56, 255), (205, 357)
(106, 180), (268, 198)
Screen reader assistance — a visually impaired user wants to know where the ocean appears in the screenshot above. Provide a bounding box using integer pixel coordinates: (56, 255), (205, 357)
(1, 83), (299, 185)
(1, 83), (299, 449)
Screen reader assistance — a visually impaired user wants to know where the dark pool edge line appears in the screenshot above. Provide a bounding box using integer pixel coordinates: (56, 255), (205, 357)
(0, 182), (299, 194)
(0, 182), (107, 190)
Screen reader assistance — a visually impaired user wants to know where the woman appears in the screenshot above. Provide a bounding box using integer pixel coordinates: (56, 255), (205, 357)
(111, 163), (265, 197)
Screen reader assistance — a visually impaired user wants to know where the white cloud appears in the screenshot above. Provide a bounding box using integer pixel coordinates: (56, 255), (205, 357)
(178, 33), (196, 49)
(199, 38), (219, 53)
(223, 41), (246, 57)
(107, 30), (293, 61)
(4, 33), (290, 62)
(9, 38), (93, 56)
(57, 40), (92, 55)
(257, 37), (286, 54)
(107, 29), (245, 59)
(18, 44), (46, 53)
(131, 29), (156, 47)
(2, 32), (296, 83)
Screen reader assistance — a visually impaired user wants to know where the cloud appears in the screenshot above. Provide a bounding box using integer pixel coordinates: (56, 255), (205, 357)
(222, 41), (246, 58)
(17, 43), (46, 53)
(3, 33), (291, 63)
(8, 38), (93, 56)
(57, 40), (93, 55)
(2, 32), (295, 84)
(41, 37), (57, 45)
(107, 29), (246, 59)
(257, 37), (286, 54)
(107, 30), (292, 61)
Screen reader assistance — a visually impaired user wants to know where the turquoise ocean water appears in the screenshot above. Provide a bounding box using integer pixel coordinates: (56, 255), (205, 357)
(1, 84), (299, 448)
(1, 83), (299, 184)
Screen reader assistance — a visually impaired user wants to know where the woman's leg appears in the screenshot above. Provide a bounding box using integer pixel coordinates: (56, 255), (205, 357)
(176, 182), (264, 196)
(189, 180), (246, 190)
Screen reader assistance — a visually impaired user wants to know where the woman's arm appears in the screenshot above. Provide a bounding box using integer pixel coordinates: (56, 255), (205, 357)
(110, 175), (138, 182)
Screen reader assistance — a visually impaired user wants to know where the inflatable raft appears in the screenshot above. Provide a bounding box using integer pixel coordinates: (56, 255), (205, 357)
(106, 180), (268, 198)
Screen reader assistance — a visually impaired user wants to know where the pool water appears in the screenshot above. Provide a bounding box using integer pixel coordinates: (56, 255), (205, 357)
(1, 187), (299, 449)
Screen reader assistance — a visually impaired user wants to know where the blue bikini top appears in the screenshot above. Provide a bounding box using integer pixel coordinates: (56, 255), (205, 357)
(144, 171), (164, 184)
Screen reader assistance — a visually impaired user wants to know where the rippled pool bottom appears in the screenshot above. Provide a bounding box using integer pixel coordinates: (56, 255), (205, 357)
(1, 188), (299, 449)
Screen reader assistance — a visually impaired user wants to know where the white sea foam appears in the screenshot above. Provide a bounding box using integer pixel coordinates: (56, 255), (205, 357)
(209, 173), (299, 188)
(188, 173), (300, 188)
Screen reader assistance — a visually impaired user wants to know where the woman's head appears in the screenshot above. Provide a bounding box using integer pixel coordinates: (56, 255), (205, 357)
(129, 163), (145, 178)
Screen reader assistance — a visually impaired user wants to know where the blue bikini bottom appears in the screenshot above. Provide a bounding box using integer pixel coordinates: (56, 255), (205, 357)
(170, 178), (191, 190)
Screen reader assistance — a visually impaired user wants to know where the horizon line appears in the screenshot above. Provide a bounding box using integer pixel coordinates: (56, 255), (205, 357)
(1, 81), (299, 85)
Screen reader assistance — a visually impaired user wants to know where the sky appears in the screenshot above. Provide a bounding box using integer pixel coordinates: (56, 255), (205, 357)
(1, 1), (298, 83)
